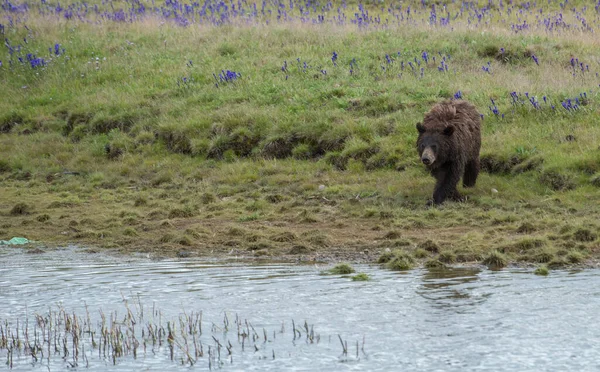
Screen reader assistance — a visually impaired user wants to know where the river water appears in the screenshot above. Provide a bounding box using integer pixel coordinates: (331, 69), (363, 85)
(1, 247), (599, 371)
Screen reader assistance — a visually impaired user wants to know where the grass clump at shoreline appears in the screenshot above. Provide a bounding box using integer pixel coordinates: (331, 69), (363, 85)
(482, 251), (508, 270)
(329, 263), (356, 275)
(351, 273), (371, 281)
(382, 251), (415, 271)
(534, 265), (550, 276)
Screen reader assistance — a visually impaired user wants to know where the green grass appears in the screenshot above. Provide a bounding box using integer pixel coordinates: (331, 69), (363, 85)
(534, 265), (550, 276)
(384, 251), (415, 271)
(482, 251), (508, 269)
(329, 263), (356, 275)
(351, 273), (371, 281)
(0, 1), (599, 266)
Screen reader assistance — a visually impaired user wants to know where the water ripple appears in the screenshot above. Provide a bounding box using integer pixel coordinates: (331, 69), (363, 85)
(1, 248), (600, 371)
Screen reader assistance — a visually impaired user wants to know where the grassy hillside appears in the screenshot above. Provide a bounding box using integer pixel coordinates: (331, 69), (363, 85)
(1, 0), (599, 268)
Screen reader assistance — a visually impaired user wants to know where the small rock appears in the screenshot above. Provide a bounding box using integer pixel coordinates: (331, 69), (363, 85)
(491, 188), (498, 193)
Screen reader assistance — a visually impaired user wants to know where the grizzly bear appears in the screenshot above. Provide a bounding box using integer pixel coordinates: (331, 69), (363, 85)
(416, 99), (481, 205)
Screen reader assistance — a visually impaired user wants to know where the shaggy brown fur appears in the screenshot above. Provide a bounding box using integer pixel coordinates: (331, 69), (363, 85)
(416, 100), (482, 205)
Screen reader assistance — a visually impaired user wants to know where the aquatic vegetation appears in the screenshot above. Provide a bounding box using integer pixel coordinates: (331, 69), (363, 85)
(386, 255), (414, 271)
(424, 259), (448, 270)
(0, 303), (330, 369)
(383, 251), (415, 271)
(351, 273), (370, 281)
(534, 265), (550, 276)
(329, 263), (356, 275)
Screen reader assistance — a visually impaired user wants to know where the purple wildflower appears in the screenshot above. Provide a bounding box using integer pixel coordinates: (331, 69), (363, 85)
(510, 92), (519, 104)
(49, 43), (64, 56)
(561, 98), (578, 111)
(177, 76), (192, 88)
(482, 61), (491, 73)
(453, 91), (463, 100)
(531, 54), (539, 65)
(438, 59), (448, 72)
(331, 51), (338, 66)
(529, 95), (539, 109)
(489, 98), (501, 117)
(215, 70), (241, 85)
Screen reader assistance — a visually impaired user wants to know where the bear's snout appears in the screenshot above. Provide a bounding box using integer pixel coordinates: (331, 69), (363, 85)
(421, 147), (436, 165)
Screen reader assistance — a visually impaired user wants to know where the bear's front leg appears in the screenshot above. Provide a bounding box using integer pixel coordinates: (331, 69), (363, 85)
(431, 165), (463, 205)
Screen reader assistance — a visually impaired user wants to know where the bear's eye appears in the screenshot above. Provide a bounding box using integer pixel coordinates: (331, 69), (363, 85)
(431, 144), (438, 152)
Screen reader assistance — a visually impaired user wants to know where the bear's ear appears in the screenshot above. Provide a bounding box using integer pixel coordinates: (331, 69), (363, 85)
(416, 122), (425, 134)
(443, 125), (455, 136)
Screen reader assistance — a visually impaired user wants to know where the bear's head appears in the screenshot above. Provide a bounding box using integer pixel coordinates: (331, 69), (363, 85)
(416, 122), (455, 167)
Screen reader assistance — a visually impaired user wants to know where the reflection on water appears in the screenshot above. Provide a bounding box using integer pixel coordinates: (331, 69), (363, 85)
(1, 247), (600, 371)
(418, 267), (491, 311)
